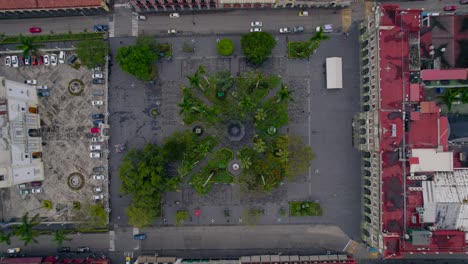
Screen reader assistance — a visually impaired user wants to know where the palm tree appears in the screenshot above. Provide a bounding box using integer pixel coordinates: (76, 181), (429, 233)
(16, 35), (42, 57)
(238, 96), (255, 112)
(255, 108), (267, 122)
(253, 137), (267, 153)
(276, 84), (294, 103)
(14, 213), (40, 246)
(196, 65), (211, 86)
(52, 229), (72, 247)
(275, 148), (289, 163)
(0, 231), (12, 245)
(240, 156), (252, 169)
(437, 89), (460, 112)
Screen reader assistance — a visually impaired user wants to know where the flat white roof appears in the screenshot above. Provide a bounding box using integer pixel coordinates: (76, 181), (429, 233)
(410, 148), (453, 172)
(326, 57), (343, 89)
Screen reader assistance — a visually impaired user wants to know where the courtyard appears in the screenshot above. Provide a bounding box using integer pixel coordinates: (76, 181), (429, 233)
(0, 51), (109, 223)
(108, 27), (361, 239)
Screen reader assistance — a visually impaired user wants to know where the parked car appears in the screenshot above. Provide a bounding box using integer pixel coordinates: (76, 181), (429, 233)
(279, 27), (291, 34)
(444, 5), (457, 11)
(91, 127), (100, 134)
(90, 152), (101, 159)
(93, 175), (104, 180)
(92, 78), (105, 84)
(133, 234), (147, 240)
(31, 187), (43, 193)
(76, 247), (90, 253)
(93, 119), (104, 126)
(5, 56), (11, 67)
(92, 101), (104, 106)
(89, 145), (102, 151)
(50, 54), (57, 66)
(24, 80), (37, 85)
(29, 27), (42, 33)
(93, 166), (105, 173)
(93, 187), (102, 193)
(93, 194), (104, 200)
(37, 85), (48, 89)
(30, 181), (42, 187)
(293, 26), (304, 33)
(18, 183), (27, 189)
(31, 56), (37, 66)
(250, 21), (262, 27)
(91, 137), (102, 142)
(58, 247), (71, 253)
(92, 89), (105, 96)
(19, 189), (30, 195)
(11, 56), (19, 67)
(37, 90), (50, 97)
(298, 11), (308, 16)
(58, 51), (66, 64)
(67, 54), (77, 65)
(38, 56), (44, 65)
(169, 13), (180, 18)
(93, 24), (108, 32)
(24, 56), (31, 66)
(168, 29), (177, 34)
(7, 248), (20, 254)
(137, 15), (147, 21)
(43, 55), (50, 66)
(250, 28), (262, 32)
(317, 24), (333, 33)
(92, 114), (105, 119)
(92, 73), (103, 79)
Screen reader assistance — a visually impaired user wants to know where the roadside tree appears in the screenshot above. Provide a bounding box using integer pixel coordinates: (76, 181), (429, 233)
(14, 213), (40, 246)
(217, 38), (234, 56)
(241, 32), (276, 66)
(75, 40), (109, 68)
(52, 229), (72, 247)
(0, 231), (12, 245)
(16, 35), (42, 57)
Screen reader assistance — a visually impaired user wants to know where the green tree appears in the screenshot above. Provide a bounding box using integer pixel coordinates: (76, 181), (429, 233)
(75, 40), (109, 68)
(76, 203), (107, 230)
(0, 231), (12, 245)
(14, 213), (40, 246)
(126, 203), (156, 228)
(116, 44), (157, 81)
(16, 35), (42, 57)
(253, 137), (267, 153)
(255, 108), (267, 122)
(438, 89), (460, 112)
(52, 229), (72, 247)
(175, 210), (189, 226)
(217, 38), (234, 56)
(241, 32), (276, 65)
(276, 84), (294, 103)
(311, 27), (330, 42)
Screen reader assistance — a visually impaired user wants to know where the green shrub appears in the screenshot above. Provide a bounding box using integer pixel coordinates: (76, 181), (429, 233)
(217, 38), (234, 56)
(289, 201), (323, 216)
(43, 200), (52, 209)
(73, 201), (81, 210)
(176, 210), (189, 226)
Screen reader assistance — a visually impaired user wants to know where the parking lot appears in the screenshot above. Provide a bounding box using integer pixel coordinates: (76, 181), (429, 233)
(0, 49), (110, 222)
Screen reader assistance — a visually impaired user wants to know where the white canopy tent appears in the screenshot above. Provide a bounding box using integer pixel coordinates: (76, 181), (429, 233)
(326, 57), (343, 89)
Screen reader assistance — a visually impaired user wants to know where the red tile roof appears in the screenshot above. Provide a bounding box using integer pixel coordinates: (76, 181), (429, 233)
(408, 112), (439, 148)
(421, 69), (468, 81)
(0, 0), (102, 10)
(420, 101), (438, 113)
(409, 84), (421, 102)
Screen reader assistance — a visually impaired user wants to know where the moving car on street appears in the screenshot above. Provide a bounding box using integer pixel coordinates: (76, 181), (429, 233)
(298, 11), (308, 16)
(169, 13), (180, 18)
(250, 28), (262, 32)
(137, 15), (147, 21)
(133, 234), (147, 240)
(168, 29), (177, 34)
(7, 248), (20, 254)
(279, 27), (291, 34)
(93, 24), (108, 32)
(444, 5), (457, 11)
(29, 27), (42, 33)
(250, 21), (262, 27)
(293, 26), (305, 33)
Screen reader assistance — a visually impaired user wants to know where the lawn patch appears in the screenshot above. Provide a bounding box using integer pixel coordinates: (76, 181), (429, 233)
(289, 201), (323, 216)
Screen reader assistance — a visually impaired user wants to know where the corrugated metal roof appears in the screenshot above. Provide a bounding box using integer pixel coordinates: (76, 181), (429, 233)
(421, 69), (468, 81)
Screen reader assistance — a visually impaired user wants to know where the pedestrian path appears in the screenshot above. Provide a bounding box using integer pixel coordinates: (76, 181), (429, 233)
(131, 13), (139, 37)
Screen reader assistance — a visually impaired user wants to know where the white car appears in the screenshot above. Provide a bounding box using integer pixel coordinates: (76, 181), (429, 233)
(93, 175), (104, 180)
(90, 152), (101, 159)
(168, 29), (177, 34)
(169, 13), (180, 18)
(279, 27), (291, 34)
(92, 100), (104, 106)
(91, 137), (102, 142)
(92, 73), (103, 79)
(94, 187), (102, 193)
(31, 187), (43, 194)
(44, 55), (50, 66)
(251, 21), (262, 27)
(93, 194), (104, 200)
(317, 24), (333, 33)
(250, 28), (262, 32)
(137, 15), (147, 21)
(24, 80), (38, 85)
(50, 54), (58, 66)
(11, 56), (19, 67)
(58, 51), (66, 64)
(7, 248), (20, 254)
(90, 145), (102, 151)
(5, 56), (11, 67)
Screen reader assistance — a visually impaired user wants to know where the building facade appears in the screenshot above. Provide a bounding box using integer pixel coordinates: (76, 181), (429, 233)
(0, 78), (44, 188)
(0, 0), (109, 19)
(355, 4), (468, 258)
(129, 0), (349, 12)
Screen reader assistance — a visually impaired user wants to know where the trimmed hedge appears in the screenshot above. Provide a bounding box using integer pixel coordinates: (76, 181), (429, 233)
(217, 38), (234, 56)
(2, 32), (105, 44)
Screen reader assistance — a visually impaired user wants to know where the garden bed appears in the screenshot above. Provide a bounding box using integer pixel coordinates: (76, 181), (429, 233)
(191, 148), (234, 194)
(289, 201), (323, 216)
(2, 32), (105, 44)
(288, 41), (319, 59)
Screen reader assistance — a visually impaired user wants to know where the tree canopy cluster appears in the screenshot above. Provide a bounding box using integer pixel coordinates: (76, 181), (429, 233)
(241, 32), (276, 66)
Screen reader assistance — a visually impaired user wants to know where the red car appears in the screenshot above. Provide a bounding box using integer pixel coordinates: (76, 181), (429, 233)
(29, 27), (42, 33)
(39, 56), (44, 65)
(91, 127), (100, 134)
(31, 56), (37, 66)
(444, 5), (457, 11)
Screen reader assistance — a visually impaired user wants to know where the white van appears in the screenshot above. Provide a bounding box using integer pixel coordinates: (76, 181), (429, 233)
(58, 51), (66, 64)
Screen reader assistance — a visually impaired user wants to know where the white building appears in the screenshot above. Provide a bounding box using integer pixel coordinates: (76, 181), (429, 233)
(0, 77), (44, 188)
